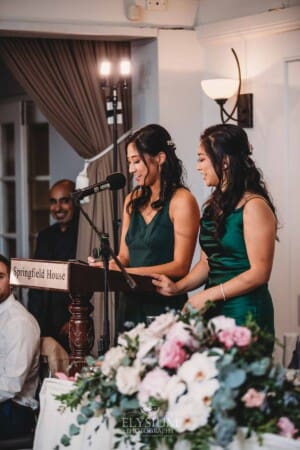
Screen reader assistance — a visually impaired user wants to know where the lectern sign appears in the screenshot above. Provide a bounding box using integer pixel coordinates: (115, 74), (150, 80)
(10, 259), (69, 291)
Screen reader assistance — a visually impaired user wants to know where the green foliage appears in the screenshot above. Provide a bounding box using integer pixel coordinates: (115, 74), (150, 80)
(54, 309), (300, 449)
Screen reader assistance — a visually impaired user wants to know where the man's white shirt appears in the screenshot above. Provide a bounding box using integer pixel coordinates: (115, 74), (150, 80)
(0, 294), (40, 409)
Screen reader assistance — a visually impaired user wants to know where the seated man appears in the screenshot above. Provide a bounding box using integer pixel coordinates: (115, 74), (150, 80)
(0, 254), (40, 438)
(28, 179), (79, 352)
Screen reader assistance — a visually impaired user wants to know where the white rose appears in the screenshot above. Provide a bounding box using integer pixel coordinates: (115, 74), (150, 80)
(117, 323), (146, 347)
(116, 366), (141, 395)
(166, 393), (210, 432)
(101, 346), (126, 376)
(178, 352), (218, 384)
(208, 315), (236, 333)
(188, 379), (219, 406)
(165, 375), (186, 404)
(136, 333), (160, 360)
(147, 312), (178, 338)
(166, 322), (199, 350)
(138, 367), (170, 404)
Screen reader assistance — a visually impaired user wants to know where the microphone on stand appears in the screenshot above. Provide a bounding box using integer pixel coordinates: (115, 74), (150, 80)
(71, 172), (126, 201)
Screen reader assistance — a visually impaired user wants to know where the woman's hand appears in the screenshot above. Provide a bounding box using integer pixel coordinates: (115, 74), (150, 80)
(87, 256), (103, 268)
(151, 273), (179, 296)
(88, 256), (122, 271)
(183, 291), (210, 312)
(108, 259), (121, 271)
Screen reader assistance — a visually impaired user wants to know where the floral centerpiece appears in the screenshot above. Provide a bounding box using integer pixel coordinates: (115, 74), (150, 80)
(56, 306), (300, 450)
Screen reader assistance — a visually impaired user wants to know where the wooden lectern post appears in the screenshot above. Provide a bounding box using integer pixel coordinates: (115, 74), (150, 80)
(10, 259), (155, 376)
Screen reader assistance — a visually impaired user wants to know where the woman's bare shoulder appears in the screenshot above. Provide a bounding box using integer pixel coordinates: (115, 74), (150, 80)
(171, 187), (197, 201)
(170, 188), (200, 216)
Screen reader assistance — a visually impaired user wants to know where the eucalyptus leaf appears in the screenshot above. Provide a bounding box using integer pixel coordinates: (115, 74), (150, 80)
(120, 397), (140, 410)
(224, 368), (246, 388)
(77, 414), (89, 425)
(249, 357), (270, 376)
(69, 424), (80, 436)
(60, 434), (71, 446)
(81, 405), (94, 418)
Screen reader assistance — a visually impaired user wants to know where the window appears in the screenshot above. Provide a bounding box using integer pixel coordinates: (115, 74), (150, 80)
(0, 100), (50, 259)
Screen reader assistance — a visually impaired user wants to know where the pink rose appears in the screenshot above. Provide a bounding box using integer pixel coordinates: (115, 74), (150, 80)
(218, 329), (235, 349)
(277, 417), (298, 438)
(242, 388), (265, 408)
(232, 326), (252, 347)
(159, 340), (188, 369)
(218, 326), (252, 349)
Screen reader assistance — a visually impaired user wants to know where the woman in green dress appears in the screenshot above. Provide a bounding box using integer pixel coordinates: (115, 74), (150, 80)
(153, 124), (277, 338)
(89, 124), (200, 329)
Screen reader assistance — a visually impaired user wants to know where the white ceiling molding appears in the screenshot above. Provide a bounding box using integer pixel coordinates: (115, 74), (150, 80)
(196, 5), (300, 42)
(0, 22), (158, 40)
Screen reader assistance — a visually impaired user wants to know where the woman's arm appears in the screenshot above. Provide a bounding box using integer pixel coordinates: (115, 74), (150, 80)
(123, 188), (200, 278)
(187, 198), (277, 311)
(152, 250), (209, 295)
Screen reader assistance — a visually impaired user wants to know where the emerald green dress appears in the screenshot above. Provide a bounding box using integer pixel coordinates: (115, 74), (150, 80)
(117, 202), (187, 331)
(200, 205), (274, 337)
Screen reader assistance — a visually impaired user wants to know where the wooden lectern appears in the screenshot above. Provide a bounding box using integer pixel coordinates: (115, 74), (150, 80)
(10, 258), (155, 375)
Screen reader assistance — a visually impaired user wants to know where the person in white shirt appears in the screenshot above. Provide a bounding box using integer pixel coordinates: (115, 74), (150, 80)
(0, 254), (40, 438)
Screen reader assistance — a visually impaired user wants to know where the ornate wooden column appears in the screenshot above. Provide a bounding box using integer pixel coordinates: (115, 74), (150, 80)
(68, 293), (94, 376)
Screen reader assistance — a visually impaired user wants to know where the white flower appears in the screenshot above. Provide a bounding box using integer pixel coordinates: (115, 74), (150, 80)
(136, 332), (160, 360)
(101, 346), (126, 376)
(166, 321), (199, 350)
(138, 367), (170, 404)
(208, 315), (236, 333)
(117, 323), (146, 347)
(147, 311), (178, 338)
(116, 366), (140, 395)
(178, 352), (218, 384)
(165, 375), (186, 404)
(188, 379), (220, 406)
(166, 393), (210, 432)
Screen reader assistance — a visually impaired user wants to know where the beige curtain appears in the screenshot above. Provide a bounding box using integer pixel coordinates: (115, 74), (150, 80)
(0, 37), (132, 351)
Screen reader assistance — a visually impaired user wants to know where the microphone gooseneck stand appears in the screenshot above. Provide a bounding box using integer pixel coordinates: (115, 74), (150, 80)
(74, 198), (136, 355)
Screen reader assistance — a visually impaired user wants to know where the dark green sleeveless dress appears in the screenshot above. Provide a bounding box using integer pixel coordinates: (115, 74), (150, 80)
(200, 205), (274, 337)
(117, 202), (187, 331)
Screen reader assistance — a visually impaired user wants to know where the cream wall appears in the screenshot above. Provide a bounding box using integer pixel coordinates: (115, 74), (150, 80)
(195, 9), (300, 360)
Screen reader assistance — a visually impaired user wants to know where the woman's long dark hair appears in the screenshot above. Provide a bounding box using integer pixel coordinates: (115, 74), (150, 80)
(126, 124), (186, 213)
(201, 124), (277, 238)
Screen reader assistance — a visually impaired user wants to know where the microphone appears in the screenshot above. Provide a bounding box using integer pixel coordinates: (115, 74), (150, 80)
(71, 172), (126, 200)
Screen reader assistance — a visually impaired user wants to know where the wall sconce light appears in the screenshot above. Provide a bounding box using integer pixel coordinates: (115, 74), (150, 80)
(201, 49), (253, 128)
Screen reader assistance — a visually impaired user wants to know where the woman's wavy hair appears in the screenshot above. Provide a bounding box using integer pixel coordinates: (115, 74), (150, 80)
(126, 124), (186, 213)
(201, 124), (277, 238)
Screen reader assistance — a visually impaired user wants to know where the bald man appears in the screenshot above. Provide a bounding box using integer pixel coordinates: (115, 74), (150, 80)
(28, 179), (79, 352)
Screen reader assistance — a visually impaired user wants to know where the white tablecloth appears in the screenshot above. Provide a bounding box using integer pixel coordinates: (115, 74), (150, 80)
(33, 378), (119, 450)
(33, 378), (300, 450)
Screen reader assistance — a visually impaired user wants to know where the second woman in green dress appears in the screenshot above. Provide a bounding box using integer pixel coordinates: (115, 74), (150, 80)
(153, 124), (277, 340)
